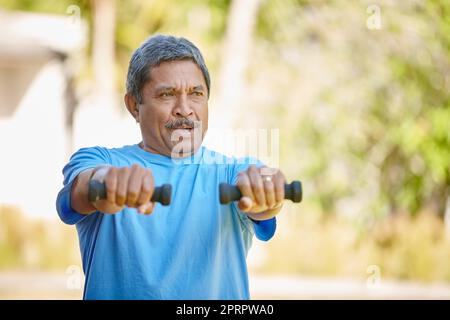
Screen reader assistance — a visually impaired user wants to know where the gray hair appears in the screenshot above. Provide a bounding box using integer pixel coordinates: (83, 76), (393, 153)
(126, 34), (211, 104)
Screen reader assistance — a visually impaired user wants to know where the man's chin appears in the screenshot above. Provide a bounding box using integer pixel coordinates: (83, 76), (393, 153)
(170, 140), (201, 159)
(168, 129), (204, 158)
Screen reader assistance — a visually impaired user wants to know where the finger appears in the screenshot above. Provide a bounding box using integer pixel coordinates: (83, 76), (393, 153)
(238, 196), (253, 212)
(138, 202), (154, 215)
(104, 167), (118, 204)
(274, 170), (286, 204)
(126, 164), (142, 207)
(248, 165), (266, 207)
(116, 167), (131, 207)
(260, 166), (278, 176)
(263, 177), (276, 208)
(136, 169), (154, 206)
(236, 171), (254, 202)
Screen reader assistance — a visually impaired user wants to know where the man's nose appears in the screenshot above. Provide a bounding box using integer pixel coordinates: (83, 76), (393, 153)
(173, 94), (193, 117)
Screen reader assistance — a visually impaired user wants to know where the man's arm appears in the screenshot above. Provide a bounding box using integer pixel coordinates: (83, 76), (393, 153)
(70, 168), (98, 215)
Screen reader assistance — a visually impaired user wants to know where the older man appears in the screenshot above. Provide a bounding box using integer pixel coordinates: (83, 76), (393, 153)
(56, 34), (286, 299)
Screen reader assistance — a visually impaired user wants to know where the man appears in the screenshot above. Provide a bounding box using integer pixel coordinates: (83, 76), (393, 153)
(56, 34), (286, 299)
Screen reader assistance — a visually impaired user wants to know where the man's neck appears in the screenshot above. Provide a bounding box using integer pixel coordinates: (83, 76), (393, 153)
(138, 141), (196, 159)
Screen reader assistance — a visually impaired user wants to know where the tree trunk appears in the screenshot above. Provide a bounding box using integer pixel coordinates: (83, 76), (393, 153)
(92, 0), (116, 106)
(211, 0), (263, 132)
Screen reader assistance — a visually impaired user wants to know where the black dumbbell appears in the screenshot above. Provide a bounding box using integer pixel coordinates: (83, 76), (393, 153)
(88, 180), (172, 206)
(219, 180), (302, 205)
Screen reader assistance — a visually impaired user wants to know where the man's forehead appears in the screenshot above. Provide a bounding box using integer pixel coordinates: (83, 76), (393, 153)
(146, 60), (206, 87)
(150, 59), (202, 76)
(154, 84), (205, 91)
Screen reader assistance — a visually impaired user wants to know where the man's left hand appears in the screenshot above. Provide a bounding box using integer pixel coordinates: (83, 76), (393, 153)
(236, 165), (286, 221)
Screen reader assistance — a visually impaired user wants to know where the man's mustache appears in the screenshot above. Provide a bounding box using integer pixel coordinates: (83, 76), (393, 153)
(165, 118), (201, 129)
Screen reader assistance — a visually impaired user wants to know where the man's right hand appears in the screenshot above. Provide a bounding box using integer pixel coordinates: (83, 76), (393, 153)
(71, 164), (155, 215)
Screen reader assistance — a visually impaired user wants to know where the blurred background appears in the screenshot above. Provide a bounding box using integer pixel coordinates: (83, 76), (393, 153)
(0, 0), (449, 299)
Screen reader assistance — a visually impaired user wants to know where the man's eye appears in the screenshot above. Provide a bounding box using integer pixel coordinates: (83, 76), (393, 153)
(191, 91), (204, 96)
(160, 92), (174, 97)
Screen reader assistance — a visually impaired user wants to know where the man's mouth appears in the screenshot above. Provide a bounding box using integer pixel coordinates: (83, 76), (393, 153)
(170, 123), (198, 132)
(166, 121), (201, 140)
(172, 126), (193, 132)
(170, 127), (194, 140)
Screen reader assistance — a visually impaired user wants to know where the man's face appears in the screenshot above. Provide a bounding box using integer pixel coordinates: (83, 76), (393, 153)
(129, 59), (209, 158)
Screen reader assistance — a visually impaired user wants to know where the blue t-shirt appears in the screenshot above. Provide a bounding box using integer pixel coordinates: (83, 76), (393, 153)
(56, 144), (276, 299)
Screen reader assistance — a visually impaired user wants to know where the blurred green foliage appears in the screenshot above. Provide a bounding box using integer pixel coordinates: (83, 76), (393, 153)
(249, 0), (450, 219)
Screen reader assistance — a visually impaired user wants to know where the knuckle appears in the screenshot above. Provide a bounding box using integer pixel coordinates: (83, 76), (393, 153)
(139, 185), (151, 199)
(237, 172), (247, 181)
(275, 185), (284, 193)
(263, 179), (274, 187)
(143, 184), (154, 196)
(116, 191), (126, 199)
(116, 195), (125, 205)
(144, 169), (154, 180)
(107, 166), (117, 176)
(106, 189), (116, 198)
(105, 182), (116, 193)
(276, 192), (284, 201)
(141, 185), (151, 194)
(253, 190), (262, 199)
(237, 176), (249, 186)
(105, 176), (116, 187)
(104, 173), (113, 182)
(104, 172), (115, 183)
(260, 166), (275, 176)
(142, 183), (153, 195)
(253, 180), (264, 190)
(127, 191), (138, 200)
(133, 164), (143, 174)
(275, 180), (284, 190)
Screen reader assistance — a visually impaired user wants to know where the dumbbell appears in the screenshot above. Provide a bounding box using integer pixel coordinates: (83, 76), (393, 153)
(88, 180), (172, 206)
(219, 180), (302, 205)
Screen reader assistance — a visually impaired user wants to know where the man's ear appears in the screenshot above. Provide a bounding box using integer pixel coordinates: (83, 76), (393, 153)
(124, 93), (139, 122)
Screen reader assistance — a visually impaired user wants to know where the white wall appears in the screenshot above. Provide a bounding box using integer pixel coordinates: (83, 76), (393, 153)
(0, 60), (67, 219)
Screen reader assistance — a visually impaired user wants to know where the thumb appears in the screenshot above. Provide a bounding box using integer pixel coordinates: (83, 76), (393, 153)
(238, 196), (253, 212)
(138, 202), (155, 215)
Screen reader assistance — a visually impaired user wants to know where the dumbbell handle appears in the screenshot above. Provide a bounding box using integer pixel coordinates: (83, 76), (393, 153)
(219, 180), (302, 205)
(88, 180), (172, 206)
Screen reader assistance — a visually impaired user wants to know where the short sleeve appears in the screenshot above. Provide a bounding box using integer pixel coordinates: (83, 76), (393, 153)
(55, 146), (111, 225)
(229, 157), (277, 242)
